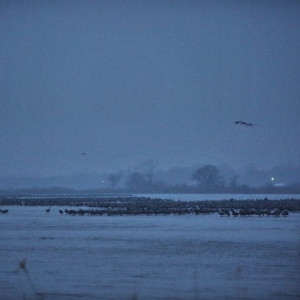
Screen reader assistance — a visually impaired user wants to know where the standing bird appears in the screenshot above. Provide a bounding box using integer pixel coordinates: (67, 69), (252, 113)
(235, 121), (257, 127)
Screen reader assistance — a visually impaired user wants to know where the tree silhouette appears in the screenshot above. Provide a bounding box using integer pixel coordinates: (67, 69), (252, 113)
(126, 172), (148, 191)
(107, 173), (122, 190)
(229, 175), (239, 188)
(191, 165), (223, 190)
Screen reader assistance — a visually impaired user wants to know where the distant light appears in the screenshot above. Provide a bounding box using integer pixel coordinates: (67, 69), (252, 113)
(271, 177), (274, 181)
(101, 180), (105, 183)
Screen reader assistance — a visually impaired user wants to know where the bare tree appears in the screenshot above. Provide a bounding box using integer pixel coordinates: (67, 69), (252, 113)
(191, 165), (224, 190)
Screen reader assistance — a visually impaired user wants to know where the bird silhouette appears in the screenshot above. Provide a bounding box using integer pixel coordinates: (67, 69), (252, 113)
(234, 121), (257, 127)
(80, 152), (87, 156)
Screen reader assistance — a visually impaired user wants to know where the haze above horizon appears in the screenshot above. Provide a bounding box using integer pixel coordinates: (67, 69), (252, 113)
(1, 0), (300, 177)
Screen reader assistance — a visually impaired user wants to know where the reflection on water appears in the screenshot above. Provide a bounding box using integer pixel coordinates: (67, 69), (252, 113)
(0, 206), (300, 299)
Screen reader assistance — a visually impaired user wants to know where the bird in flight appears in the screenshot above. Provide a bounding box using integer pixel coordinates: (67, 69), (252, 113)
(234, 121), (257, 127)
(80, 152), (87, 156)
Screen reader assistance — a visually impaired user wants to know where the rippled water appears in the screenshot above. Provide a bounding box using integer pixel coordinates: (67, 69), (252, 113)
(1, 206), (300, 299)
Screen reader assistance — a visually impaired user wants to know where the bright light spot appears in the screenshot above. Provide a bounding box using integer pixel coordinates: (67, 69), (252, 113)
(101, 180), (105, 183)
(271, 177), (274, 181)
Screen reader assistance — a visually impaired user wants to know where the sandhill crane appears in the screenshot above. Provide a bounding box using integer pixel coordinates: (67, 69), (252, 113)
(235, 121), (257, 127)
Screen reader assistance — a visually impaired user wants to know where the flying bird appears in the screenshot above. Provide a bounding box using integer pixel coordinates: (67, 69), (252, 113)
(80, 153), (87, 156)
(234, 121), (257, 127)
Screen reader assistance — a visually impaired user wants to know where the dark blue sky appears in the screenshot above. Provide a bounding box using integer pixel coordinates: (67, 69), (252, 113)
(1, 0), (300, 176)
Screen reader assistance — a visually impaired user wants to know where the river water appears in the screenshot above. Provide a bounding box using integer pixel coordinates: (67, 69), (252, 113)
(0, 204), (300, 299)
(137, 193), (300, 201)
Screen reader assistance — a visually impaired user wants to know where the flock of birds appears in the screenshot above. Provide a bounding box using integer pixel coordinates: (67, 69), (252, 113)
(1, 195), (298, 217)
(43, 207), (289, 217)
(218, 207), (288, 216)
(0, 206), (292, 217)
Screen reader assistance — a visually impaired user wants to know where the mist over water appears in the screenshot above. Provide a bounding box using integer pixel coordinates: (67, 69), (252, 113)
(1, 162), (300, 190)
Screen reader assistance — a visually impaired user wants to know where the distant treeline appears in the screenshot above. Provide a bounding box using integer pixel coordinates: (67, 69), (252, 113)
(1, 164), (300, 196)
(2, 163), (300, 192)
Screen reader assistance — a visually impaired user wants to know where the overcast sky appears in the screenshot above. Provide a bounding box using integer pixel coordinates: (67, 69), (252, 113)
(1, 0), (300, 177)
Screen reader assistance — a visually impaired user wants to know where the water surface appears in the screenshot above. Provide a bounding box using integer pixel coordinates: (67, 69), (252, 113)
(1, 206), (299, 299)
